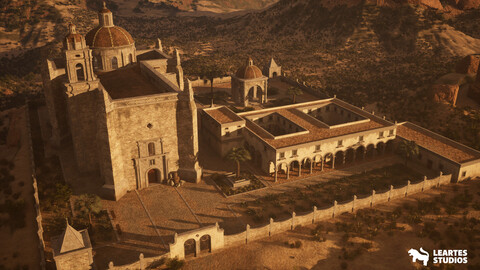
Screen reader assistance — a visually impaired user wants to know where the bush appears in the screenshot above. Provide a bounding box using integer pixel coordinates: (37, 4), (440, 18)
(294, 240), (302, 248)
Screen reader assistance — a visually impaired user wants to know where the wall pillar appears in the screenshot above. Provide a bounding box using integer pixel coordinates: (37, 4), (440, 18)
(389, 185), (393, 201)
(352, 195), (357, 212)
(333, 200), (337, 218)
(321, 158), (324, 171)
(274, 166), (278, 182)
(309, 161), (313, 174)
(246, 224), (250, 244)
(422, 176), (427, 191)
(406, 180), (410, 197)
(286, 166), (290, 180)
(195, 239), (200, 257)
(312, 206), (317, 223)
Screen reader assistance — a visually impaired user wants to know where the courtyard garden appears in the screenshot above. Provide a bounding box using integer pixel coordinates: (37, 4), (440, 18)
(211, 172), (266, 197)
(233, 163), (425, 225)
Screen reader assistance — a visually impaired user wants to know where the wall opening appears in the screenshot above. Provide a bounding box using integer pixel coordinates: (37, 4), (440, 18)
(75, 63), (85, 81)
(147, 168), (161, 184)
(112, 57), (118, 69)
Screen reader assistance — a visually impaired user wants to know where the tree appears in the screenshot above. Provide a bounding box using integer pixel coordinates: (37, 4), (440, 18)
(184, 56), (227, 107)
(397, 140), (419, 166)
(226, 147), (251, 178)
(54, 183), (72, 208)
(287, 86), (303, 104)
(75, 194), (102, 226)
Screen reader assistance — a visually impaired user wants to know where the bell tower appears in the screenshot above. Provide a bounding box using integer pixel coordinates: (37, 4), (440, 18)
(63, 23), (96, 84)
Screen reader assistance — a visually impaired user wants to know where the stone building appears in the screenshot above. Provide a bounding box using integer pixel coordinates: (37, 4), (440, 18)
(52, 223), (93, 270)
(201, 98), (480, 182)
(231, 58), (268, 107)
(263, 58), (282, 78)
(42, 3), (201, 200)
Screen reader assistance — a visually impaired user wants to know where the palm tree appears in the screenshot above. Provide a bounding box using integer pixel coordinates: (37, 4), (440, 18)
(75, 194), (102, 226)
(287, 86), (303, 104)
(226, 147), (251, 179)
(397, 140), (419, 166)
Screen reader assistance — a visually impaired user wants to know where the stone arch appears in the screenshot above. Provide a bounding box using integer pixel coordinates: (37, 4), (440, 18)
(75, 63), (85, 81)
(247, 87), (255, 102)
(277, 162), (289, 180)
(345, 148), (355, 164)
(386, 140), (395, 153)
(302, 157), (313, 174)
(324, 153), (334, 169)
(376, 141), (386, 156)
(366, 144), (375, 159)
(290, 160), (301, 177)
(335, 150), (345, 168)
(111, 56), (118, 69)
(146, 168), (161, 184)
(93, 56), (102, 70)
(272, 72), (278, 78)
(200, 234), (211, 253)
(356, 145), (366, 162)
(184, 238), (196, 258)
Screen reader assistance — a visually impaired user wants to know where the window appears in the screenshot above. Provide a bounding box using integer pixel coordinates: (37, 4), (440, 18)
(292, 149), (298, 156)
(379, 131), (384, 138)
(315, 145), (321, 151)
(462, 171), (466, 177)
(279, 152), (285, 159)
(75, 63), (85, 81)
(337, 140), (343, 147)
(149, 159), (155, 165)
(359, 136), (364, 142)
(389, 129), (394, 136)
(148, 143), (155, 156)
(111, 57), (118, 69)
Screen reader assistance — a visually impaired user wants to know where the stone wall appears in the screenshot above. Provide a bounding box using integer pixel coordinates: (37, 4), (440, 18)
(281, 76), (330, 99)
(190, 76), (231, 87)
(25, 104), (46, 270)
(223, 173), (452, 247)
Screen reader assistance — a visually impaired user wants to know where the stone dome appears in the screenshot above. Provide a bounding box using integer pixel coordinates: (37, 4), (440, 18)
(85, 26), (134, 48)
(235, 58), (263, 79)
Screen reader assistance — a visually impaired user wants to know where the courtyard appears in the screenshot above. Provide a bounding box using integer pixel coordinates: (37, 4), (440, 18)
(95, 148), (438, 267)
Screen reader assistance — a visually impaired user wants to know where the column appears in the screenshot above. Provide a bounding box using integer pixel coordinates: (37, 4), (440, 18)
(274, 166), (278, 183)
(309, 161), (313, 174)
(321, 158), (324, 171)
(286, 166), (290, 180)
(332, 155), (335, 169)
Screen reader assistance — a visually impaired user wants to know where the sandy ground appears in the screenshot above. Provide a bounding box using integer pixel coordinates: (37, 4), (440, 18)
(0, 107), (41, 269)
(181, 179), (480, 270)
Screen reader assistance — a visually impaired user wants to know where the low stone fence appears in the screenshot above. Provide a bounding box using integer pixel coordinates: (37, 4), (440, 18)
(25, 104), (46, 270)
(190, 76), (231, 87)
(106, 173), (452, 269)
(280, 76), (330, 99)
(224, 173), (451, 247)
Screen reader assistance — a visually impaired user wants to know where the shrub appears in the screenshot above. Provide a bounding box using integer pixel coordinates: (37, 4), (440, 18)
(294, 240), (302, 248)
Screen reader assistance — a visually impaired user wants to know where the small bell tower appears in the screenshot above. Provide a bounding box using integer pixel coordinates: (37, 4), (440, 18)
(64, 23), (96, 84)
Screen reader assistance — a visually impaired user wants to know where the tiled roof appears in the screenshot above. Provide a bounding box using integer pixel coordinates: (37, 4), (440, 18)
(396, 124), (479, 163)
(85, 26), (134, 48)
(245, 107), (387, 149)
(205, 107), (243, 124)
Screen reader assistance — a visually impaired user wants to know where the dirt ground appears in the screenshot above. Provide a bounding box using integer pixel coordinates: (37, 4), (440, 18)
(180, 179), (480, 270)
(0, 107), (41, 270)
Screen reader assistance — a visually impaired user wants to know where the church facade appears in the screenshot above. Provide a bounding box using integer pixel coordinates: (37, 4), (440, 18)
(42, 4), (201, 200)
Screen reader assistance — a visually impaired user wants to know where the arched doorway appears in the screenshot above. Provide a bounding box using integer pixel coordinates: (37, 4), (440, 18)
(376, 142), (386, 156)
(111, 57), (118, 69)
(272, 72), (278, 78)
(277, 163), (288, 180)
(247, 87), (255, 102)
(75, 63), (85, 81)
(290, 160), (301, 176)
(184, 239), (196, 258)
(200, 235), (211, 253)
(147, 168), (161, 184)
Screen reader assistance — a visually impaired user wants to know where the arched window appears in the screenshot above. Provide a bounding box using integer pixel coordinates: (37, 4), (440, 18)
(148, 143), (155, 156)
(93, 56), (103, 70)
(75, 63), (85, 81)
(111, 57), (118, 69)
